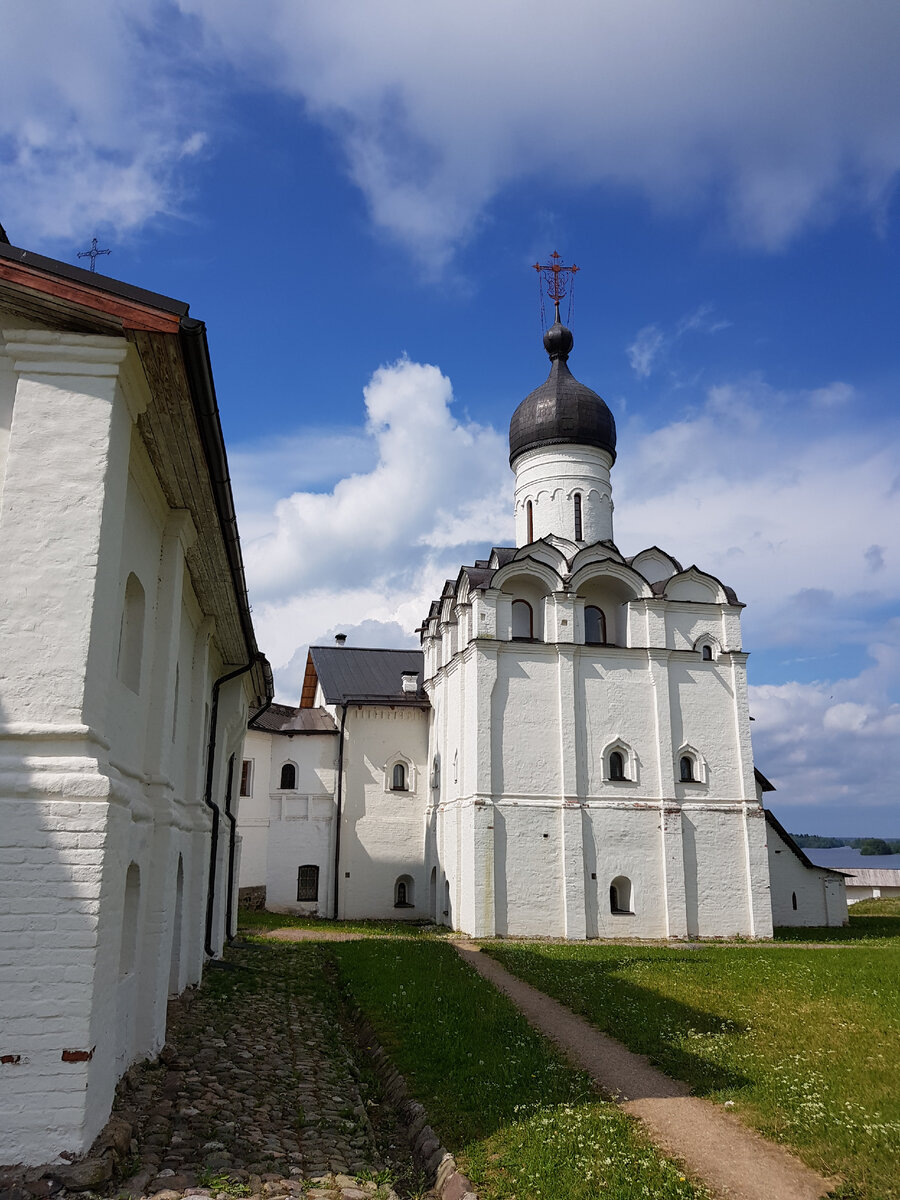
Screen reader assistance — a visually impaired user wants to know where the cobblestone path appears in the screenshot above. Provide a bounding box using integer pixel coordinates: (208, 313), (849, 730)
(107, 939), (409, 1200)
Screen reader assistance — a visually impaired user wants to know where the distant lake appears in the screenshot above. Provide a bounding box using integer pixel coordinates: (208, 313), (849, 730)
(803, 847), (900, 871)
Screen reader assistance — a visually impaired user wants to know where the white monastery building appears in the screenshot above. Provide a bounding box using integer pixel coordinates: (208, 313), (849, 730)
(239, 309), (846, 938)
(0, 231), (272, 1167)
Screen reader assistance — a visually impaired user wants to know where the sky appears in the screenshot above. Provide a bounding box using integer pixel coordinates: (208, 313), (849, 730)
(2, 0), (898, 836)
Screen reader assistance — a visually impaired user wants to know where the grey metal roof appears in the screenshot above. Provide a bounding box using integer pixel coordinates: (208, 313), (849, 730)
(309, 646), (429, 707)
(250, 703), (338, 735)
(839, 868), (900, 885)
(509, 322), (616, 466)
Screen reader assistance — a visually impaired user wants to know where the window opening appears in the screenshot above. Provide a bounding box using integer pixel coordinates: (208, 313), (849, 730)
(526, 499), (534, 543)
(118, 573), (146, 693)
(792, 891), (798, 911)
(702, 644), (713, 660)
(609, 751), (625, 781)
(240, 759), (253, 797)
(119, 863), (141, 977)
(610, 875), (633, 914)
(574, 492), (583, 541)
(172, 664), (180, 742)
(511, 599), (533, 639)
(394, 875), (414, 908)
(392, 762), (407, 791)
(680, 756), (694, 782)
(584, 605), (607, 644)
(280, 762), (297, 790)
(297, 864), (319, 901)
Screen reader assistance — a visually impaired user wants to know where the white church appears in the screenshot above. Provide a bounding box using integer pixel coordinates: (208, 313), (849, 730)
(238, 308), (847, 939)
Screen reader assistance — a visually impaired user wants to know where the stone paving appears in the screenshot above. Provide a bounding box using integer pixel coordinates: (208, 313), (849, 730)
(3, 939), (416, 1200)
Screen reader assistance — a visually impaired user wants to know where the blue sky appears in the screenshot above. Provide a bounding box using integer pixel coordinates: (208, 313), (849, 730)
(3, 1), (898, 835)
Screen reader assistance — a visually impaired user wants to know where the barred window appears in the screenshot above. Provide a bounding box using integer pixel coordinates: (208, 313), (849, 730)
(297, 864), (319, 902)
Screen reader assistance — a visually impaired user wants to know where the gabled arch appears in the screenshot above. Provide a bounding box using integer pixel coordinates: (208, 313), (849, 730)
(666, 566), (730, 604)
(570, 558), (653, 598)
(675, 744), (708, 785)
(629, 546), (682, 586)
(492, 555), (564, 594)
(693, 633), (721, 660)
(512, 537), (572, 574)
(601, 738), (639, 785)
(570, 541), (626, 572)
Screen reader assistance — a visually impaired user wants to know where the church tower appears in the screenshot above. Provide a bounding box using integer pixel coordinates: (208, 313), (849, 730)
(509, 318), (617, 546)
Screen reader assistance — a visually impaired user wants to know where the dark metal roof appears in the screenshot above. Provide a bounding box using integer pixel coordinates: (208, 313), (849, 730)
(309, 646), (429, 707)
(509, 322), (616, 466)
(250, 703), (338, 735)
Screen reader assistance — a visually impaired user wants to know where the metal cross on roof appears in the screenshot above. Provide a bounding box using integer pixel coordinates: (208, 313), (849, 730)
(533, 250), (578, 324)
(77, 237), (111, 273)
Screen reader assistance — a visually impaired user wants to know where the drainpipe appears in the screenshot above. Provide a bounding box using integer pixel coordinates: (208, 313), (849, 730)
(204, 658), (257, 957)
(224, 685), (274, 942)
(332, 703), (349, 920)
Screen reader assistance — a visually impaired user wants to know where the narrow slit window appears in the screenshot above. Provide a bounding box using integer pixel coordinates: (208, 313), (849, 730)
(574, 492), (583, 541)
(392, 762), (407, 791)
(680, 756), (694, 782)
(280, 762), (297, 790)
(240, 760), (253, 797)
(297, 864), (319, 901)
(511, 599), (534, 639)
(526, 499), (534, 543)
(792, 892), (798, 911)
(584, 605), (606, 645)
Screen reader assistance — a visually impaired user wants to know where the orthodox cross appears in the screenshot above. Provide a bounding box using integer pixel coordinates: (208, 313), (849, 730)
(77, 237), (111, 273)
(533, 250), (578, 325)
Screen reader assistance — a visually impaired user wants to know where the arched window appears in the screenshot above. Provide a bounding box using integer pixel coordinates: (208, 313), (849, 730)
(511, 599), (534, 639)
(118, 573), (146, 693)
(119, 863), (141, 977)
(574, 492), (583, 541)
(394, 874), (414, 908)
(584, 605), (607, 645)
(280, 762), (297, 790)
(609, 751), (625, 781)
(610, 875), (633, 914)
(526, 500), (534, 543)
(792, 891), (798, 911)
(680, 756), (694, 782)
(297, 864), (319, 901)
(392, 762), (407, 791)
(701, 644), (713, 661)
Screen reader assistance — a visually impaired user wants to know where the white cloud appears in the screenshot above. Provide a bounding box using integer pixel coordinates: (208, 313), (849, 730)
(626, 305), (729, 378)
(626, 326), (666, 379)
(240, 356), (511, 681)
(5, 3), (900, 262)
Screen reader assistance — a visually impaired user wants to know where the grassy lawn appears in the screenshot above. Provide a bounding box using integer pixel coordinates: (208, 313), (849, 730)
(330, 939), (708, 1200)
(238, 909), (439, 937)
(483, 915), (900, 1200)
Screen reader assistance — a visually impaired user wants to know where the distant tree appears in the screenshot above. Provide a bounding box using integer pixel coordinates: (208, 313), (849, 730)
(791, 834), (845, 848)
(858, 838), (895, 857)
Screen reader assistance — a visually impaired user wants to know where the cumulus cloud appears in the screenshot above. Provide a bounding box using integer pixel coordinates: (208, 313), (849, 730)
(6, 3), (900, 262)
(238, 356), (511, 679)
(751, 622), (900, 827)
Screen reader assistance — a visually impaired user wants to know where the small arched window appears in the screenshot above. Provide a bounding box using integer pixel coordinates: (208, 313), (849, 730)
(526, 499), (534, 543)
(584, 605), (607, 645)
(680, 756), (694, 782)
(511, 599), (534, 639)
(119, 863), (141, 977)
(280, 762), (297, 790)
(792, 892), (798, 911)
(609, 751), (625, 781)
(574, 492), (583, 541)
(610, 875), (633, 914)
(701, 644), (713, 661)
(392, 762), (407, 791)
(394, 874), (414, 908)
(297, 864), (319, 901)
(118, 573), (146, 693)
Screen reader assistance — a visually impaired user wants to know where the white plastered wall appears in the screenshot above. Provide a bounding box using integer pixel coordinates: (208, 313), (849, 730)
(766, 823), (848, 927)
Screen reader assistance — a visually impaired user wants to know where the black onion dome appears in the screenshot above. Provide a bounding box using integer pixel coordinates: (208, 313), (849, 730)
(509, 321), (616, 466)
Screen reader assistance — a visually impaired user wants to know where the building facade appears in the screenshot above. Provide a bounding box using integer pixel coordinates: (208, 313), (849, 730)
(0, 238), (271, 1166)
(238, 315), (846, 937)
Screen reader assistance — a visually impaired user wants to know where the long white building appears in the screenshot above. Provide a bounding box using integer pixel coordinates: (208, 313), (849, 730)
(238, 314), (846, 937)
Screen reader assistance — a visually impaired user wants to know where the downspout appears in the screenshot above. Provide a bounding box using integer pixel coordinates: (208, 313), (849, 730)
(203, 658), (253, 958)
(224, 682), (274, 943)
(332, 703), (349, 920)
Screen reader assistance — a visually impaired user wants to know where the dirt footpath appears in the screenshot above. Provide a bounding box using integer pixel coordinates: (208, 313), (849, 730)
(455, 941), (836, 1200)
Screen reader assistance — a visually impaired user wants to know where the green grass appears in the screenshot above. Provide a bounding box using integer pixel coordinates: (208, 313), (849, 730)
(237, 909), (438, 937)
(775, 898), (900, 943)
(330, 939), (708, 1200)
(483, 936), (900, 1200)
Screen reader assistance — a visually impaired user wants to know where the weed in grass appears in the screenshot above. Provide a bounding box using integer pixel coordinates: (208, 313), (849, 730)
(195, 1169), (252, 1196)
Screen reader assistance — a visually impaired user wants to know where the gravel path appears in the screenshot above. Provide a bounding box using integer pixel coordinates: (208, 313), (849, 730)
(455, 940), (836, 1200)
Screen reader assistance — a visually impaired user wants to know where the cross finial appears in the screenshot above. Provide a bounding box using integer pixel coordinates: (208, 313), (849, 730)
(533, 250), (579, 324)
(77, 237), (111, 273)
